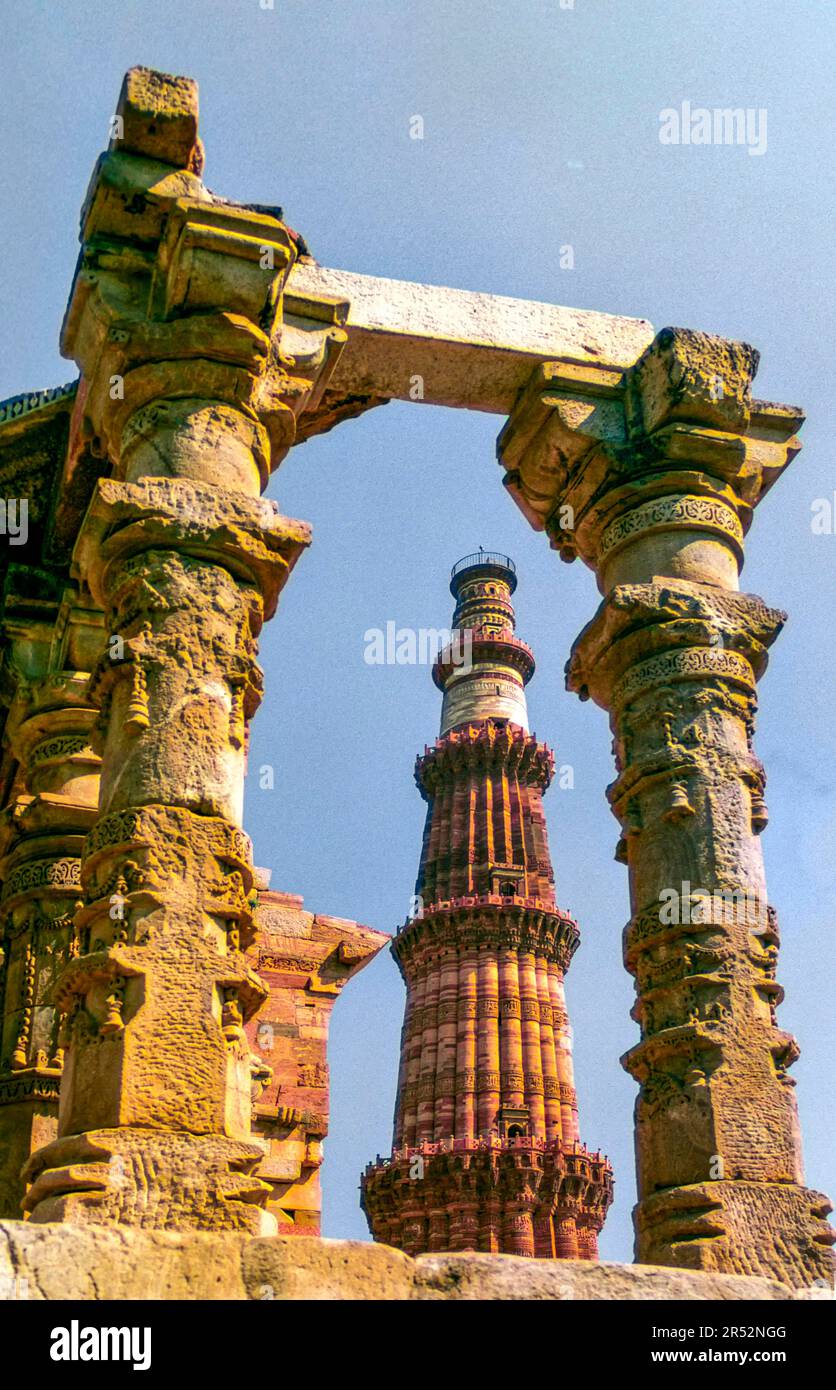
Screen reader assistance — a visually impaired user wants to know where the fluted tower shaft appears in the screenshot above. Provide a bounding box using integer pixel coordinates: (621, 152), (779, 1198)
(362, 554), (613, 1258)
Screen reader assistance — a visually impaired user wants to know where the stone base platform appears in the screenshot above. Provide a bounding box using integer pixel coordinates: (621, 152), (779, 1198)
(0, 1221), (825, 1300)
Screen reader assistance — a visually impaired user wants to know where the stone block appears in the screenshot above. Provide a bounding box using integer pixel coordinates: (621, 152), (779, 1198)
(111, 67), (200, 169)
(0, 1223), (818, 1301)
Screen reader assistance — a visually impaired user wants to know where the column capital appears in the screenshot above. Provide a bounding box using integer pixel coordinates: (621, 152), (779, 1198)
(497, 328), (803, 590)
(61, 66), (346, 488)
(71, 474), (310, 620)
(566, 581), (785, 712)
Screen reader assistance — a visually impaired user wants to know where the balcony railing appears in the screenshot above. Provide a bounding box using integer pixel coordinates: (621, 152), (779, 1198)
(450, 551), (516, 581)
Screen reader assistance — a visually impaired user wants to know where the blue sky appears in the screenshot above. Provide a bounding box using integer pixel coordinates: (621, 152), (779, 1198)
(2, 0), (833, 1262)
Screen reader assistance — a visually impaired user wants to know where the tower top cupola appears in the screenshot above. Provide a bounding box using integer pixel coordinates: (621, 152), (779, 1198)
(436, 551), (535, 736)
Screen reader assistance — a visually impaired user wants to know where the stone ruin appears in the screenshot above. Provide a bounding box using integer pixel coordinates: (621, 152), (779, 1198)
(0, 67), (831, 1300)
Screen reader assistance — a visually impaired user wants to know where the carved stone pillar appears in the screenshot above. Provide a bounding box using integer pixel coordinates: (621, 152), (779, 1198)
(499, 328), (834, 1285)
(0, 588), (103, 1215)
(21, 69), (329, 1233)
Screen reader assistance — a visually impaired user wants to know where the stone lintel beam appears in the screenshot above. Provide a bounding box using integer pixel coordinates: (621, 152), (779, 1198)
(286, 260), (655, 424)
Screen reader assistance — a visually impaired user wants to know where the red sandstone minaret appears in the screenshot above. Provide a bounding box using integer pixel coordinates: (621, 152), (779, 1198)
(362, 552), (613, 1258)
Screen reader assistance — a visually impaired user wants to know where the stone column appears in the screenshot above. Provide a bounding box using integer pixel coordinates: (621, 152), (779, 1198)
(499, 328), (834, 1285)
(20, 69), (338, 1233)
(0, 589), (103, 1215)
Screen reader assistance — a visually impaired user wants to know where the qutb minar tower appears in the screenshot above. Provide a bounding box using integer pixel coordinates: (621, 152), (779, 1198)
(362, 553), (613, 1258)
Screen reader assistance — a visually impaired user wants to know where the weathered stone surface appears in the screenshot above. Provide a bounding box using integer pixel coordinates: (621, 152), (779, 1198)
(497, 334), (803, 569)
(412, 1252), (800, 1302)
(241, 1234), (414, 1301)
(0, 65), (375, 1244)
(288, 261), (655, 416)
(0, 1222), (819, 1300)
(0, 1220), (248, 1301)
